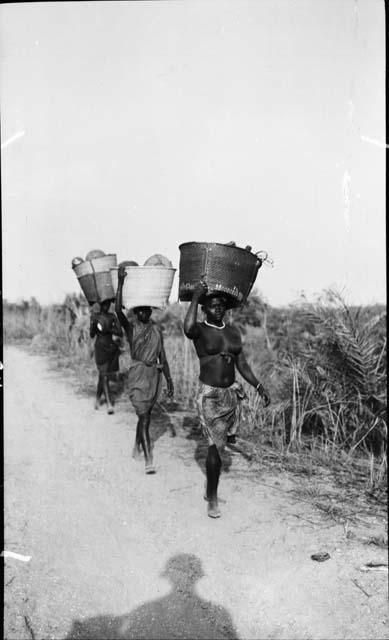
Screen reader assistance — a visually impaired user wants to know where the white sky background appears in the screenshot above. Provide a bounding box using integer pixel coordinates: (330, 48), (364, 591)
(1, 0), (386, 306)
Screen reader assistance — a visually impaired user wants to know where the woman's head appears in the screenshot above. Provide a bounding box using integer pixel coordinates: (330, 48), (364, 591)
(133, 306), (152, 324)
(100, 300), (111, 314)
(202, 294), (227, 324)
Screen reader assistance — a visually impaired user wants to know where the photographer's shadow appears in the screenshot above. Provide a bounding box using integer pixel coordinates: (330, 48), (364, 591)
(65, 554), (239, 640)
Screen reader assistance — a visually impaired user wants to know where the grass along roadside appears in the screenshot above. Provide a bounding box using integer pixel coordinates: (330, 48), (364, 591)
(3, 292), (387, 505)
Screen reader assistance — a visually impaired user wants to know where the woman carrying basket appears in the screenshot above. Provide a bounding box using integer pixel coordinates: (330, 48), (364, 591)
(115, 265), (174, 474)
(184, 282), (270, 518)
(90, 299), (123, 414)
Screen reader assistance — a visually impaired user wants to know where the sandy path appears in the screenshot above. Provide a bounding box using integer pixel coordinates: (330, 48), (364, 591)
(3, 345), (388, 640)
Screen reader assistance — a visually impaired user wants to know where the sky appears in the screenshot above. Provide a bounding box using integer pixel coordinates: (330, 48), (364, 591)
(1, 0), (386, 307)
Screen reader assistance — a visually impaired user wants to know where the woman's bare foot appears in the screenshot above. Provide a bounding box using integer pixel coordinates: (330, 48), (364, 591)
(204, 482), (225, 503)
(145, 463), (156, 475)
(204, 494), (226, 504)
(107, 404), (114, 415)
(207, 501), (221, 518)
(95, 396), (105, 410)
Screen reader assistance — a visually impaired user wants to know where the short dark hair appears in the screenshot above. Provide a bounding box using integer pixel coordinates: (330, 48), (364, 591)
(133, 306), (152, 313)
(206, 293), (227, 303)
(201, 294), (228, 312)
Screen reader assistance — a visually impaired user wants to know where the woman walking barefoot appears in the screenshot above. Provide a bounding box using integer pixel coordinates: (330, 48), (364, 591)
(90, 300), (123, 414)
(184, 282), (270, 518)
(115, 265), (174, 474)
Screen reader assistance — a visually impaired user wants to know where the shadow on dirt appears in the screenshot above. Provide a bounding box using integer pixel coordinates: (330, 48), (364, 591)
(64, 553), (239, 640)
(116, 401), (177, 451)
(150, 402), (177, 445)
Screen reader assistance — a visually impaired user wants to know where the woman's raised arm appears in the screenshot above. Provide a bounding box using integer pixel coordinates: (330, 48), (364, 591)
(115, 266), (130, 334)
(184, 282), (208, 339)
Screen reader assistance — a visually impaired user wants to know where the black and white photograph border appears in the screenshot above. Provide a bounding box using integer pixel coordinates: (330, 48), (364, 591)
(1, 2), (387, 639)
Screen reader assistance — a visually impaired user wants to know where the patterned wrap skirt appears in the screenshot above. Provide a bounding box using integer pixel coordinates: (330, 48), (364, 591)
(196, 382), (243, 452)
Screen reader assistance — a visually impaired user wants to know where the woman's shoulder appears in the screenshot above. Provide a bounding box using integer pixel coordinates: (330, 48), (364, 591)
(147, 320), (164, 340)
(151, 321), (163, 335)
(226, 323), (242, 340)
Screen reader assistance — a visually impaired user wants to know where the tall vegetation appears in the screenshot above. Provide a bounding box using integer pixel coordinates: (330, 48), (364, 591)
(3, 289), (386, 493)
(274, 291), (386, 454)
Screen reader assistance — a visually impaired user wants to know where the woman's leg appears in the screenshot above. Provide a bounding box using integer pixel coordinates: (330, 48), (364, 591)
(137, 412), (155, 472)
(206, 444), (222, 518)
(95, 374), (104, 409)
(102, 375), (114, 414)
(132, 420), (142, 459)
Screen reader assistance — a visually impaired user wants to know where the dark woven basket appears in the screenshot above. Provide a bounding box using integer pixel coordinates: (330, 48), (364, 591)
(72, 254), (117, 303)
(178, 242), (262, 308)
(77, 273), (116, 303)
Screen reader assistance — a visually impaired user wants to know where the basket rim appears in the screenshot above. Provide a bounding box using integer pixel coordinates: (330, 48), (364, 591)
(91, 253), (116, 259)
(110, 266), (176, 272)
(178, 241), (259, 259)
(72, 254), (117, 271)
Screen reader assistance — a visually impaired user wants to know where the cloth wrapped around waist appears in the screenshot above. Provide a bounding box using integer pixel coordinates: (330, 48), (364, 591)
(127, 321), (164, 415)
(196, 381), (246, 451)
(131, 358), (164, 370)
(94, 334), (120, 374)
(127, 359), (162, 415)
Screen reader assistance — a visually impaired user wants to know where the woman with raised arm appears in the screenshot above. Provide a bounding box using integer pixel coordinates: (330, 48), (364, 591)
(90, 299), (123, 414)
(115, 265), (174, 474)
(184, 282), (270, 518)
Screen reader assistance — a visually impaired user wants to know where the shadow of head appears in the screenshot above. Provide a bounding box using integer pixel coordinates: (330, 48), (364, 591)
(64, 553), (239, 640)
(160, 552), (205, 590)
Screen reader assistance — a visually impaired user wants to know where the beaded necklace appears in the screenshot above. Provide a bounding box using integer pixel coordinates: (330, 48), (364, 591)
(204, 320), (226, 330)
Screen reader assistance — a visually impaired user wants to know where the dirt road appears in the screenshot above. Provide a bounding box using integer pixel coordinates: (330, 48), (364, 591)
(4, 345), (388, 640)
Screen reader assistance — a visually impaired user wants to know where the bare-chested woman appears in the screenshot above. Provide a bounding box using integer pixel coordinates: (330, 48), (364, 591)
(115, 265), (174, 474)
(184, 282), (270, 518)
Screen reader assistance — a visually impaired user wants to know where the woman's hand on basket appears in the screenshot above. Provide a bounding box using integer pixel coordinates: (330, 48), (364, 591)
(193, 280), (208, 299)
(118, 265), (127, 283)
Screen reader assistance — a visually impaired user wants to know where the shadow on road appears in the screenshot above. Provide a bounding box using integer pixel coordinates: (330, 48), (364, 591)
(64, 553), (239, 640)
(150, 402), (177, 445)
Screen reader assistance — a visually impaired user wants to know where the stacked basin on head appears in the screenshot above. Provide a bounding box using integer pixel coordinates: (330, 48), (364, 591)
(72, 254), (117, 304)
(110, 265), (176, 310)
(72, 249), (176, 309)
(72, 243), (264, 310)
(178, 242), (263, 308)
